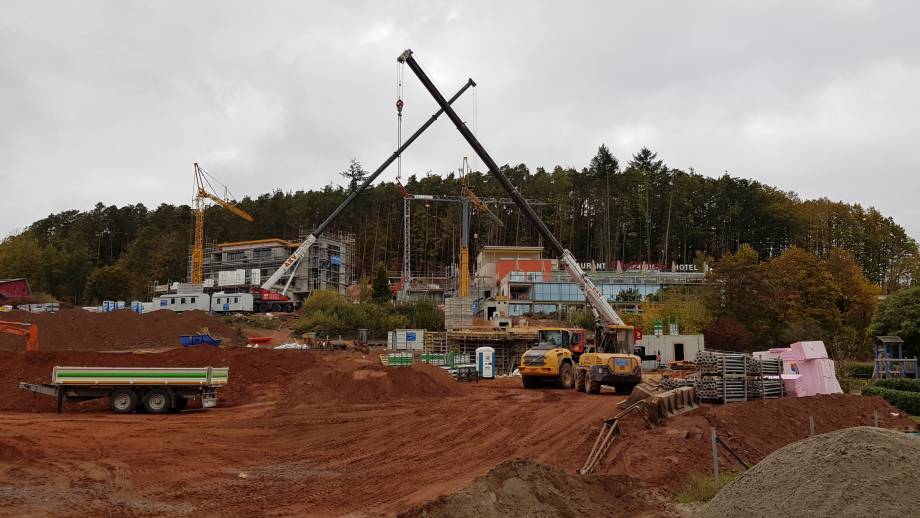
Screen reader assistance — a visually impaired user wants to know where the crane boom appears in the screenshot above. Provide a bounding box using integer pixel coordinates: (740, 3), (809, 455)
(260, 78), (476, 291)
(397, 49), (625, 326)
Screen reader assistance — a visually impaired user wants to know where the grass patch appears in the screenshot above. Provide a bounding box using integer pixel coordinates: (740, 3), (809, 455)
(674, 472), (740, 504)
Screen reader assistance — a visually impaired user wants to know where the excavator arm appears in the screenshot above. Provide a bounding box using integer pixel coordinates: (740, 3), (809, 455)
(397, 49), (625, 328)
(0, 321), (38, 352)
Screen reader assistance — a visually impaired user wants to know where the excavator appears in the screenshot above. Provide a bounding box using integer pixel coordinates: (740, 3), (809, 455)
(392, 49), (642, 394)
(0, 321), (38, 352)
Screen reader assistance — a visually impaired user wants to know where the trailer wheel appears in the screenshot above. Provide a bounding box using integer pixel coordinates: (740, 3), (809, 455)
(170, 397), (188, 413)
(110, 389), (138, 413)
(144, 389), (172, 414)
(283, 303), (293, 312)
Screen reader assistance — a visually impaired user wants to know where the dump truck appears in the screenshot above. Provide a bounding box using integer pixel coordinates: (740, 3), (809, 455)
(394, 49), (643, 393)
(19, 366), (229, 414)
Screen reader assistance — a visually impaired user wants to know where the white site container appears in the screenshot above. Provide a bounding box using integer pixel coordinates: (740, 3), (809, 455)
(392, 329), (425, 351)
(210, 293), (254, 313)
(154, 293), (211, 313)
(476, 346), (495, 379)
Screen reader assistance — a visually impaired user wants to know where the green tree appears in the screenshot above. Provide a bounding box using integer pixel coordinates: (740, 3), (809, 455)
(84, 265), (132, 303)
(870, 287), (920, 349)
(340, 159), (368, 191)
(370, 262), (392, 303)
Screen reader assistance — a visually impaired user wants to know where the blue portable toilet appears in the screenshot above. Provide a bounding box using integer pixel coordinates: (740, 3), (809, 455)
(476, 346), (495, 379)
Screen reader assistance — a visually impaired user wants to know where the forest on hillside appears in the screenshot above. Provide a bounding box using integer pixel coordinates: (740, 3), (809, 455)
(1, 145), (918, 305)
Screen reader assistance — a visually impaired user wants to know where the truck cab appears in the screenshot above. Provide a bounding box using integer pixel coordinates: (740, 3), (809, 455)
(519, 327), (586, 389)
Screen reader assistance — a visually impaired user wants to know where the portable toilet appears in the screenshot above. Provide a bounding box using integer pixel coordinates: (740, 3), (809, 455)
(476, 346), (495, 379)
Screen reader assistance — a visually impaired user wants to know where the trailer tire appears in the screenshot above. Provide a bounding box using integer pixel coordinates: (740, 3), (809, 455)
(110, 389), (138, 413)
(144, 389), (172, 414)
(170, 397), (188, 413)
(283, 303), (293, 313)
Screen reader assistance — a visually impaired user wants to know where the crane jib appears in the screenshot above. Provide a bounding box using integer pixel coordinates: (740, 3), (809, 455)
(259, 78), (476, 292)
(398, 49), (627, 328)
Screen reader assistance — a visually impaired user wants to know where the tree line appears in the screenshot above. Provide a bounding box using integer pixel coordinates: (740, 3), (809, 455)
(0, 145), (917, 305)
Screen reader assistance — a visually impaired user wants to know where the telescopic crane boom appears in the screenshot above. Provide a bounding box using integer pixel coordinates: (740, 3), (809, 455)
(396, 49), (625, 328)
(259, 78), (476, 292)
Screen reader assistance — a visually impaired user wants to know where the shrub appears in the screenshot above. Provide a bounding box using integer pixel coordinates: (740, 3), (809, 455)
(847, 363), (874, 378)
(875, 378), (920, 393)
(674, 472), (739, 504)
(293, 290), (409, 339)
(862, 385), (920, 415)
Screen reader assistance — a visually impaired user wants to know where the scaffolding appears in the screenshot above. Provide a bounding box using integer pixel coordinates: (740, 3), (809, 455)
(424, 328), (540, 376)
(191, 230), (355, 301)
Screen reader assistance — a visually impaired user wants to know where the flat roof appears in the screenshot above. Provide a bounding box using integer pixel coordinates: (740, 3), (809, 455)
(216, 238), (294, 249)
(480, 246), (544, 252)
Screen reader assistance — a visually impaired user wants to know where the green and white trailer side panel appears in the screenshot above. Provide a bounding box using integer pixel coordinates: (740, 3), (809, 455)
(52, 366), (229, 386)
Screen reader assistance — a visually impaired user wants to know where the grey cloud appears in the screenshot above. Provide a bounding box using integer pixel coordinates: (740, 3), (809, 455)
(1, 0), (917, 238)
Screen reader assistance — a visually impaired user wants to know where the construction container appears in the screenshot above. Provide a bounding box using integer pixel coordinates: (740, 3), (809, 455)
(389, 329), (425, 351)
(476, 346), (495, 379)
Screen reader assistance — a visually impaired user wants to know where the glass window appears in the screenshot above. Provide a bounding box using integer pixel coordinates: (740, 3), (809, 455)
(234, 297), (239, 303)
(190, 297), (196, 304)
(181, 298), (186, 304)
(228, 251), (245, 261)
(170, 298), (175, 305)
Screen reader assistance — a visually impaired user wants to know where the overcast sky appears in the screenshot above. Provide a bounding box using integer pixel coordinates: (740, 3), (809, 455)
(1, 1), (917, 239)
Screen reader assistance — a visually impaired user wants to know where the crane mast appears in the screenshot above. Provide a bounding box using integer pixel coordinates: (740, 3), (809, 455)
(260, 78), (476, 292)
(397, 49), (625, 327)
(192, 163), (254, 285)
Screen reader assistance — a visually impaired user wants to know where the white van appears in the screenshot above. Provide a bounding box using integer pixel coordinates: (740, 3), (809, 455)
(210, 292), (254, 314)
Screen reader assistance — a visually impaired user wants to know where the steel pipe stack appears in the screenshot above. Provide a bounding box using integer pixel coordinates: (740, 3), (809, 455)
(747, 357), (784, 398)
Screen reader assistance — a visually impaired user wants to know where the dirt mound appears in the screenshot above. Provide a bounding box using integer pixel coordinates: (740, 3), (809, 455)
(401, 459), (678, 518)
(697, 427), (920, 518)
(279, 355), (469, 407)
(595, 393), (916, 491)
(0, 308), (242, 351)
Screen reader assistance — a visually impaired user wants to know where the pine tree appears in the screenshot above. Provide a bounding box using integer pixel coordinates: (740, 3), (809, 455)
(371, 262), (392, 303)
(340, 159), (368, 192)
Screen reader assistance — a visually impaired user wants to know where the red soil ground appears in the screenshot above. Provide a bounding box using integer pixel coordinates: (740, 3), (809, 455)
(1, 347), (915, 516)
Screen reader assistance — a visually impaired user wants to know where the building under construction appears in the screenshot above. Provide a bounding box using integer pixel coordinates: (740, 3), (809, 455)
(189, 230), (355, 302)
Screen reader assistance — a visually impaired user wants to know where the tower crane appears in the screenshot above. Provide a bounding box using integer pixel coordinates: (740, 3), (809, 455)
(191, 163), (254, 284)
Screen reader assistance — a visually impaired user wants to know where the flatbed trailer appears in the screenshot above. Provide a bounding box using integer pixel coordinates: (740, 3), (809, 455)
(18, 366), (229, 414)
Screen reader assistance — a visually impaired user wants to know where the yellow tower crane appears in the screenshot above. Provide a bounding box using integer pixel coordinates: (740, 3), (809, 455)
(191, 163), (254, 284)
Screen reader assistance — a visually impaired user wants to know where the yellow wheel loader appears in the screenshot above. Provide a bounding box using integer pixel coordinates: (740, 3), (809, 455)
(574, 324), (642, 395)
(519, 328), (585, 389)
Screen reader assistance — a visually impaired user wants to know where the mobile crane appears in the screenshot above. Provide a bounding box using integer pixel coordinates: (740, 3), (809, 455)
(254, 78), (477, 306)
(395, 49), (641, 393)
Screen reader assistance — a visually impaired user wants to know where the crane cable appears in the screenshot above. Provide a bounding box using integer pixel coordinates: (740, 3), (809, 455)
(396, 60), (405, 185)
